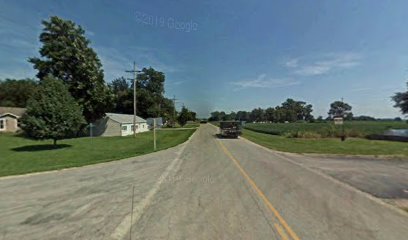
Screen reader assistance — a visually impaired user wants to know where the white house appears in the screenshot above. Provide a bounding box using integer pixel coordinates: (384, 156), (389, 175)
(0, 107), (26, 133)
(93, 113), (149, 137)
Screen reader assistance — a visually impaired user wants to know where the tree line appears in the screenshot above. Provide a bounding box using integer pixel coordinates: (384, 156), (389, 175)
(209, 98), (314, 122)
(209, 98), (406, 123)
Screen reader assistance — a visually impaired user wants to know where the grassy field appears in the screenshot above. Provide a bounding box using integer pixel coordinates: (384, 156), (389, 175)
(243, 129), (408, 157)
(245, 121), (407, 138)
(0, 129), (195, 177)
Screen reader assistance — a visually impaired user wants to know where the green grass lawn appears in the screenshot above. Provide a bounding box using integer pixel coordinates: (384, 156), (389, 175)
(183, 123), (200, 128)
(245, 121), (407, 138)
(0, 129), (195, 177)
(243, 129), (408, 157)
(161, 123), (200, 129)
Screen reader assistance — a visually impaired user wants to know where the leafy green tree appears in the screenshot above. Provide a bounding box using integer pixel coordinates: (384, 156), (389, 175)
(209, 111), (220, 121)
(265, 107), (276, 122)
(109, 68), (175, 121)
(281, 98), (313, 121)
(303, 104), (314, 121)
(159, 98), (176, 122)
(328, 101), (353, 120)
(250, 108), (265, 122)
(0, 79), (38, 107)
(110, 77), (129, 93)
(190, 111), (197, 121)
(21, 76), (85, 145)
(236, 111), (250, 121)
(274, 107), (286, 123)
(136, 67), (166, 118)
(109, 77), (133, 114)
(393, 85), (408, 115)
(178, 106), (192, 126)
(29, 16), (112, 123)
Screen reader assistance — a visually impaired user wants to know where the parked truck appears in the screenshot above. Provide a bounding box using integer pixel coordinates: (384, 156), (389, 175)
(219, 121), (242, 138)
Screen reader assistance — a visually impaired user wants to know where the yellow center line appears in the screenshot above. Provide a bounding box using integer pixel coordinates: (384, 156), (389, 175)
(217, 140), (301, 240)
(275, 223), (290, 240)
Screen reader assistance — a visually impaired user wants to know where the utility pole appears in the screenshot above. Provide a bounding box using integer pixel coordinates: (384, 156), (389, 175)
(172, 95), (178, 127)
(153, 118), (157, 151)
(341, 97), (345, 141)
(126, 62), (140, 138)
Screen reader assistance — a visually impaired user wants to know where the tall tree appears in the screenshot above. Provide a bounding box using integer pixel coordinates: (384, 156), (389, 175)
(136, 67), (166, 118)
(109, 77), (133, 114)
(178, 106), (195, 126)
(236, 111), (250, 121)
(393, 84), (408, 115)
(281, 98), (313, 121)
(21, 76), (85, 145)
(265, 107), (276, 122)
(29, 16), (112, 123)
(0, 79), (38, 107)
(250, 108), (265, 122)
(328, 101), (353, 120)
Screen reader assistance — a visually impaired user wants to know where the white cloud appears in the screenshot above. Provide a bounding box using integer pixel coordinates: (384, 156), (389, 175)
(287, 53), (362, 76)
(232, 74), (300, 90)
(285, 58), (299, 68)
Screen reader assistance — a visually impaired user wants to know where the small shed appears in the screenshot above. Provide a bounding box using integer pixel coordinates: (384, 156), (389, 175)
(0, 107), (26, 133)
(93, 113), (149, 137)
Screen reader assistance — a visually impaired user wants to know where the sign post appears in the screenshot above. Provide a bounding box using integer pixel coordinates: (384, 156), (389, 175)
(153, 118), (157, 151)
(334, 117), (345, 141)
(89, 123), (94, 138)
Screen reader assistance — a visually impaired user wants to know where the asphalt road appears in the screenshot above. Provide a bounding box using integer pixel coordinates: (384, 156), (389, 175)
(0, 124), (407, 240)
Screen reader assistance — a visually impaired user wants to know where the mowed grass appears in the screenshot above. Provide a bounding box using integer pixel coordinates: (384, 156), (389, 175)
(183, 123), (200, 128)
(0, 129), (195, 177)
(243, 129), (408, 157)
(245, 121), (407, 137)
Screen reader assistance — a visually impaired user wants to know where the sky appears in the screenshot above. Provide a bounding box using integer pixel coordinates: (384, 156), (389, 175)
(1, 0), (408, 118)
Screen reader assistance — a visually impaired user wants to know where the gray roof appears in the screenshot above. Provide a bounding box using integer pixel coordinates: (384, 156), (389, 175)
(0, 107), (26, 117)
(106, 113), (146, 124)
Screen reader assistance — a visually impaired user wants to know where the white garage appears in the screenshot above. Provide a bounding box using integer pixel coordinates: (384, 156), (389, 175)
(93, 113), (149, 137)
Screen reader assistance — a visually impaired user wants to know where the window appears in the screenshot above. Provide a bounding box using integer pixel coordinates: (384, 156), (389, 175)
(0, 119), (4, 130)
(131, 125), (134, 131)
(122, 125), (127, 131)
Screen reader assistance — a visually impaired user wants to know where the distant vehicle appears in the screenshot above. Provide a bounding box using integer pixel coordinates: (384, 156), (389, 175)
(200, 120), (208, 124)
(219, 121), (242, 138)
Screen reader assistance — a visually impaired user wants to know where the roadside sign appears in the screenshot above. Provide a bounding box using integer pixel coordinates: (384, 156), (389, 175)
(334, 117), (343, 125)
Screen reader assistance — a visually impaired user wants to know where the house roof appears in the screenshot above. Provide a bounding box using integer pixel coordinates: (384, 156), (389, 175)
(106, 113), (147, 124)
(0, 107), (26, 118)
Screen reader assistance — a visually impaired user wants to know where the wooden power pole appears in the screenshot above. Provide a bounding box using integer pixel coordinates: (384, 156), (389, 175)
(126, 62), (139, 138)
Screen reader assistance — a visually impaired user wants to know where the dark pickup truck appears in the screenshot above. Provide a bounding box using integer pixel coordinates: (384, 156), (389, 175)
(219, 121), (242, 138)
